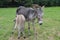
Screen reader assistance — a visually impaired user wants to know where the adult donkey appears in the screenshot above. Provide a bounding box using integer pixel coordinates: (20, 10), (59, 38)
(12, 6), (37, 39)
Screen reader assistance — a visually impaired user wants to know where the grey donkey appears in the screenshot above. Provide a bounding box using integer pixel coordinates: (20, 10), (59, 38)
(12, 6), (37, 39)
(12, 5), (44, 39)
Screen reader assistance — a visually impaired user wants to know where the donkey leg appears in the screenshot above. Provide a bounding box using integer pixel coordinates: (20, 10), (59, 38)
(22, 25), (26, 39)
(28, 21), (31, 36)
(21, 27), (26, 39)
(12, 21), (17, 34)
(32, 20), (37, 40)
(32, 20), (35, 34)
(17, 25), (21, 39)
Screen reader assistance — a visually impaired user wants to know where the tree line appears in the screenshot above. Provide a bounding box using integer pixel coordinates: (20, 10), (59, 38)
(0, 0), (60, 7)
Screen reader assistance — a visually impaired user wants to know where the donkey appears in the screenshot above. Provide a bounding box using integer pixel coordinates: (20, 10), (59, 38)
(12, 6), (37, 39)
(12, 14), (25, 39)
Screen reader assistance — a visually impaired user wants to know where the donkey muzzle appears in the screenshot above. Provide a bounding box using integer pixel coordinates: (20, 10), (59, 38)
(39, 21), (43, 25)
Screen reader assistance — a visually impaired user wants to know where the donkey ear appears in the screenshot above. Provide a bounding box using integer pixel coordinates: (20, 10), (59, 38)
(41, 6), (44, 10)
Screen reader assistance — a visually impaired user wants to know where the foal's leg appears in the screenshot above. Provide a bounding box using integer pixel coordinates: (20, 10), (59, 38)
(17, 25), (21, 39)
(12, 20), (17, 34)
(21, 25), (26, 39)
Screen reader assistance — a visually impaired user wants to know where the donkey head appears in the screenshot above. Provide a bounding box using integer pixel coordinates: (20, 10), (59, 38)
(32, 4), (44, 25)
(36, 6), (44, 25)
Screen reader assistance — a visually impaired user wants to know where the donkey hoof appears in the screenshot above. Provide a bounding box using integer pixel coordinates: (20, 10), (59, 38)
(18, 37), (20, 39)
(23, 36), (26, 39)
(12, 32), (14, 34)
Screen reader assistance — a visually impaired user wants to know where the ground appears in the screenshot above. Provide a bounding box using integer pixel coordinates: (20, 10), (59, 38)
(0, 7), (60, 40)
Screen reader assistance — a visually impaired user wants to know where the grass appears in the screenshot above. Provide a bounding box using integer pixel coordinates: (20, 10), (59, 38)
(0, 7), (60, 40)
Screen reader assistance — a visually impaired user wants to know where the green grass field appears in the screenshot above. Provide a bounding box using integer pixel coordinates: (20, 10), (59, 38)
(0, 7), (60, 40)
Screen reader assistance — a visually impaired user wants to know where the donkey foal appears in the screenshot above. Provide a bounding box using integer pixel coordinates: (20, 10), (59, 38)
(12, 14), (25, 39)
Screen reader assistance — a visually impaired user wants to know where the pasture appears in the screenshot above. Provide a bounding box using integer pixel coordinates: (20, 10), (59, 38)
(0, 7), (60, 40)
